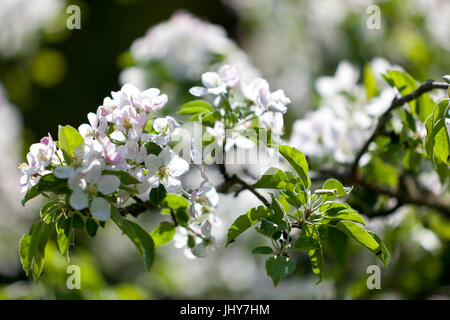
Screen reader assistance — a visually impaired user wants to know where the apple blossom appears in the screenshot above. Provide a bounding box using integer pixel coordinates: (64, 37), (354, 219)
(145, 148), (189, 193)
(65, 159), (120, 221)
(189, 65), (240, 97)
(143, 116), (180, 147)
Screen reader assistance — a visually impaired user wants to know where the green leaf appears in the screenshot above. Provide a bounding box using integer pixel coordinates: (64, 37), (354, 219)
(150, 185), (167, 207)
(103, 170), (140, 185)
(20, 221), (54, 282)
(308, 246), (324, 283)
(40, 201), (64, 221)
(178, 100), (213, 115)
(335, 221), (380, 253)
(295, 222), (320, 250)
(72, 213), (85, 229)
(321, 179), (350, 201)
(163, 194), (190, 210)
(226, 206), (271, 246)
(145, 141), (162, 156)
(368, 231), (390, 267)
(55, 217), (73, 257)
(383, 71), (434, 122)
(37, 173), (69, 194)
(58, 125), (84, 163)
(252, 246), (273, 255)
(363, 157), (399, 187)
(323, 204), (365, 225)
(364, 64), (379, 100)
(22, 184), (39, 206)
(294, 236), (319, 251)
(200, 111), (222, 126)
(265, 256), (296, 286)
(252, 167), (299, 190)
(278, 145), (310, 189)
(111, 207), (155, 271)
(151, 221), (175, 246)
(85, 218), (99, 237)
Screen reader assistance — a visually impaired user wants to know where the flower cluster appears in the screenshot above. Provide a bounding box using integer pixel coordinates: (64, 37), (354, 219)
(289, 58), (400, 164)
(19, 83), (189, 221)
(19, 63), (290, 260)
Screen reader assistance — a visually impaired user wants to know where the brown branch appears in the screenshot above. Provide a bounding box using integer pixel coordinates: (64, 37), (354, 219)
(218, 163), (271, 208)
(350, 80), (449, 175)
(311, 169), (450, 217)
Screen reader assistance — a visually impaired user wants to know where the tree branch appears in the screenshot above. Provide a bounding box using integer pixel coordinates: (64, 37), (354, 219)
(311, 169), (450, 217)
(350, 80), (449, 175)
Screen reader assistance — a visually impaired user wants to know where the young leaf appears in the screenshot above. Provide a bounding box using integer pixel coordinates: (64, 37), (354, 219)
(151, 221), (175, 246)
(278, 145), (311, 189)
(321, 179), (350, 201)
(265, 256), (296, 286)
(226, 206), (271, 246)
(58, 125), (84, 163)
(40, 201), (64, 221)
(252, 167), (299, 191)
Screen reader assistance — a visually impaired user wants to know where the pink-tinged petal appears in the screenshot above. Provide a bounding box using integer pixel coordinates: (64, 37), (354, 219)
(40, 136), (49, 145)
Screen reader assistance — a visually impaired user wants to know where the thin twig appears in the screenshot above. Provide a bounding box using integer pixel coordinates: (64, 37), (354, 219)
(350, 80), (449, 175)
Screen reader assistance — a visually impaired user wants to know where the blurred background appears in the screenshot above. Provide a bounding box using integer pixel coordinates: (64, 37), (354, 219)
(0, 0), (449, 299)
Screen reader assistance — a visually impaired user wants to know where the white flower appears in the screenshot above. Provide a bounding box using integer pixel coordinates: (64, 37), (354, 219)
(257, 88), (291, 114)
(144, 149), (189, 193)
(242, 77), (290, 113)
(241, 77), (269, 102)
(78, 111), (108, 139)
(189, 65), (240, 97)
(189, 182), (219, 219)
(206, 121), (255, 152)
(135, 88), (168, 111)
(19, 134), (57, 192)
(112, 105), (147, 138)
(125, 140), (147, 164)
(145, 116), (180, 147)
(315, 61), (360, 100)
(64, 159), (121, 221)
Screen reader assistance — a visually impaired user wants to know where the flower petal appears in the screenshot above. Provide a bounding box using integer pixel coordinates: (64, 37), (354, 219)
(90, 197), (111, 221)
(98, 175), (121, 195)
(70, 190), (89, 210)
